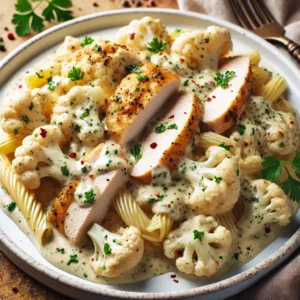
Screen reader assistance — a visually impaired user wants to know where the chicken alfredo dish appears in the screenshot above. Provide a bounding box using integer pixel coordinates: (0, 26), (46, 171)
(1, 17), (300, 284)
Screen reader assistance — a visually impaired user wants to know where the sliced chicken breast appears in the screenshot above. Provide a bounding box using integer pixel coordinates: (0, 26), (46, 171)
(131, 93), (202, 183)
(105, 62), (180, 145)
(48, 143), (128, 247)
(202, 55), (251, 133)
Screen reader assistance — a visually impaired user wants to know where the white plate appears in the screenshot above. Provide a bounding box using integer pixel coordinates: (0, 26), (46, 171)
(1, 8), (300, 300)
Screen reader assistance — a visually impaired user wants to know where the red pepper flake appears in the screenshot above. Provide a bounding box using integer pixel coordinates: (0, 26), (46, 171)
(168, 204), (171, 208)
(40, 127), (47, 138)
(179, 58), (185, 63)
(176, 249), (184, 257)
(212, 95), (216, 98)
(159, 51), (163, 56)
(206, 97), (212, 102)
(56, 247), (60, 251)
(168, 115), (175, 119)
(129, 33), (135, 40)
(79, 250), (83, 253)
(61, 260), (64, 263)
(192, 80), (196, 83)
(91, 258), (95, 261)
(170, 274), (176, 278)
(69, 152), (77, 159)
(244, 142), (248, 147)
(265, 226), (271, 234)
(290, 121), (294, 124)
(173, 280), (179, 283)
(81, 160), (85, 165)
(18, 84), (22, 89)
(136, 248), (139, 252)
(89, 174), (94, 179)
(155, 193), (161, 198)
(7, 33), (15, 40)
(40, 69), (43, 73)
(150, 142), (157, 149)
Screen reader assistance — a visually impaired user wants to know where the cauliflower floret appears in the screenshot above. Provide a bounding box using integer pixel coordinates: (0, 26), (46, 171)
(51, 86), (105, 149)
(178, 146), (240, 215)
(231, 96), (300, 157)
(238, 178), (292, 237)
(60, 43), (141, 98)
(12, 125), (81, 189)
(0, 89), (52, 135)
(171, 26), (232, 71)
(164, 215), (232, 277)
(117, 16), (169, 54)
(88, 223), (144, 277)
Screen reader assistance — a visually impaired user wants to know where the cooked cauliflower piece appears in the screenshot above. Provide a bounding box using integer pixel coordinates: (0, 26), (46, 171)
(0, 89), (53, 136)
(117, 16), (169, 54)
(88, 223), (144, 277)
(178, 146), (240, 215)
(171, 26), (232, 71)
(12, 125), (81, 189)
(238, 178), (292, 237)
(51, 86), (105, 148)
(164, 215), (232, 277)
(231, 96), (300, 157)
(60, 43), (141, 98)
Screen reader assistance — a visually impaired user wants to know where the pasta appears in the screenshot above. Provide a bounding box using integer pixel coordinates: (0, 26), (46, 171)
(262, 75), (287, 103)
(272, 98), (295, 113)
(0, 131), (23, 155)
(251, 66), (271, 95)
(114, 189), (173, 243)
(0, 154), (52, 244)
(248, 50), (261, 66)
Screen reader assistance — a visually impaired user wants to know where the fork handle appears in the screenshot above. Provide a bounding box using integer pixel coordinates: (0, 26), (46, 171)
(266, 37), (300, 64)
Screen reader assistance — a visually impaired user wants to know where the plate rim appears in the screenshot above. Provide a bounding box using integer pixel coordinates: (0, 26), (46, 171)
(1, 8), (300, 299)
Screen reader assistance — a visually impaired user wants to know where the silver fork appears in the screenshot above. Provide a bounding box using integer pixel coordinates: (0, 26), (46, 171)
(230, 0), (300, 63)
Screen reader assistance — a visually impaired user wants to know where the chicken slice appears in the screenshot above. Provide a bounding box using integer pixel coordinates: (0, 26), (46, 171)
(202, 55), (251, 133)
(48, 143), (128, 247)
(105, 62), (180, 145)
(131, 93), (202, 183)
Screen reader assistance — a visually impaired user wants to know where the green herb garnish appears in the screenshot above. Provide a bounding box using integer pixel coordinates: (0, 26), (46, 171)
(214, 70), (236, 88)
(147, 37), (167, 53)
(193, 230), (204, 241)
(104, 243), (112, 255)
(67, 254), (78, 265)
(130, 144), (142, 160)
(7, 202), (16, 212)
(81, 36), (94, 47)
(61, 165), (69, 176)
(84, 189), (96, 204)
(67, 66), (84, 81)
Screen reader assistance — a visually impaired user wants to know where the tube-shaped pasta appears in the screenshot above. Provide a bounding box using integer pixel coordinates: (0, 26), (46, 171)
(251, 66), (271, 95)
(0, 132), (23, 155)
(272, 98), (295, 113)
(262, 75), (287, 103)
(248, 50), (261, 66)
(0, 154), (52, 244)
(114, 189), (173, 243)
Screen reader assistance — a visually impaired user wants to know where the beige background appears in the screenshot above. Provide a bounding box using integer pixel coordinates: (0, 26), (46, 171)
(0, 1), (177, 299)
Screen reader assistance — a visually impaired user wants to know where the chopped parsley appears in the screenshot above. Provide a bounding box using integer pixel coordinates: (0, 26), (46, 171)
(175, 28), (182, 33)
(7, 202), (16, 212)
(254, 119), (262, 125)
(219, 143), (230, 151)
(155, 123), (178, 133)
(47, 76), (57, 91)
(183, 79), (189, 86)
(28, 102), (34, 111)
(214, 70), (236, 88)
(237, 124), (246, 136)
(104, 243), (112, 255)
(13, 128), (20, 135)
(148, 194), (165, 203)
(125, 64), (141, 74)
(214, 176), (222, 183)
(81, 166), (87, 173)
(67, 254), (78, 265)
(57, 248), (65, 254)
(80, 109), (90, 120)
(193, 230), (204, 241)
(81, 36), (94, 47)
(67, 66), (84, 81)
(147, 37), (167, 53)
(84, 189), (96, 204)
(146, 55), (151, 61)
(21, 115), (31, 124)
(130, 144), (142, 160)
(61, 165), (69, 177)
(35, 72), (44, 79)
(75, 124), (81, 133)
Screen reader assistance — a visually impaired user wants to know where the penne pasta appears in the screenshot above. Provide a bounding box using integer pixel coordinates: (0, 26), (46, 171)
(262, 75), (287, 103)
(0, 131), (23, 155)
(0, 154), (52, 244)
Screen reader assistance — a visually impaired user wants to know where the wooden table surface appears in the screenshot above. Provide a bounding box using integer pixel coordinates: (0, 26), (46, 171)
(0, 0), (178, 299)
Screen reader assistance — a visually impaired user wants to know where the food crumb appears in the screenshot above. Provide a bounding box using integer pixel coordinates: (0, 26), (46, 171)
(12, 287), (19, 293)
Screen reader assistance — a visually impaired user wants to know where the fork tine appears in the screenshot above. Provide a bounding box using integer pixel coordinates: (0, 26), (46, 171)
(230, 0), (253, 30)
(235, 0), (260, 29)
(249, 0), (274, 24)
(246, 0), (265, 26)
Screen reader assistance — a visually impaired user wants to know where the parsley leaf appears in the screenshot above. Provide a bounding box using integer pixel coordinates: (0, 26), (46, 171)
(57, 248), (65, 254)
(61, 165), (69, 177)
(167, 123), (178, 130)
(155, 123), (166, 133)
(67, 66), (84, 81)
(47, 76), (57, 91)
(81, 36), (94, 47)
(67, 254), (78, 265)
(261, 156), (282, 182)
(148, 194), (165, 203)
(147, 37), (167, 53)
(104, 243), (112, 255)
(84, 189), (96, 204)
(21, 115), (31, 124)
(7, 202), (17, 212)
(214, 70), (236, 88)
(130, 144), (142, 160)
(125, 64), (141, 74)
(219, 143), (230, 151)
(281, 173), (300, 202)
(237, 124), (246, 136)
(214, 176), (222, 183)
(12, 0), (73, 36)
(291, 152), (300, 178)
(193, 230), (204, 241)
(80, 109), (89, 120)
